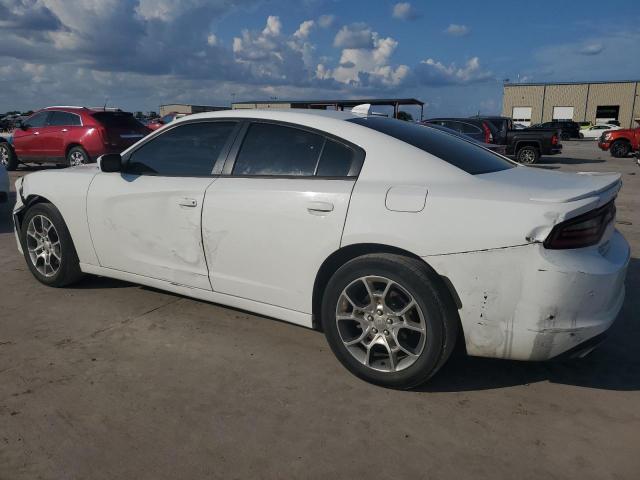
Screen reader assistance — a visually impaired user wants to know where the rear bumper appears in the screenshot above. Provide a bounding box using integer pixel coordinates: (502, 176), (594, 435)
(424, 230), (630, 361)
(548, 146), (562, 155)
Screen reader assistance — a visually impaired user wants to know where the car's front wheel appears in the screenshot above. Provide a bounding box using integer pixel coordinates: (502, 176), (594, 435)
(610, 140), (630, 158)
(0, 142), (18, 171)
(21, 203), (84, 287)
(321, 254), (458, 389)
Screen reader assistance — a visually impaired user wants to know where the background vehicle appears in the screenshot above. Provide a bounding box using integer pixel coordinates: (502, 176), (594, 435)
(146, 112), (187, 131)
(528, 120), (581, 140)
(12, 109), (628, 389)
(582, 124), (621, 139)
(0, 107), (150, 171)
(0, 162), (8, 209)
(423, 123), (507, 155)
(422, 118), (498, 144)
(578, 121), (592, 130)
(598, 124), (640, 158)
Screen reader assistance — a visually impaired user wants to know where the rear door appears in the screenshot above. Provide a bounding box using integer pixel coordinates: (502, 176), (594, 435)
(43, 111), (83, 159)
(202, 121), (363, 314)
(87, 120), (239, 289)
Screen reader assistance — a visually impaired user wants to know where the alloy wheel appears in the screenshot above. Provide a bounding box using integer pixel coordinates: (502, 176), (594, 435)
(0, 145), (9, 167)
(26, 215), (62, 277)
(69, 150), (87, 166)
(335, 275), (427, 372)
(520, 149), (535, 164)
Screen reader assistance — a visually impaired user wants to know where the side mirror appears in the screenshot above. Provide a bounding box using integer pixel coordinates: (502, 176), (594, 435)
(98, 153), (122, 172)
(18, 120), (28, 130)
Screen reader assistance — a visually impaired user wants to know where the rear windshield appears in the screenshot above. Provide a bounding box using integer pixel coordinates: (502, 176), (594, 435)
(348, 117), (515, 175)
(92, 112), (145, 129)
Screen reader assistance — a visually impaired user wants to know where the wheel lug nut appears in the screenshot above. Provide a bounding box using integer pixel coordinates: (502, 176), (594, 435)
(367, 315), (374, 322)
(384, 330), (389, 336)
(386, 318), (393, 324)
(372, 328), (378, 334)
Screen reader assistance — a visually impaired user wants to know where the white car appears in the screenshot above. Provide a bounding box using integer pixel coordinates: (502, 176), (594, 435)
(12, 109), (629, 389)
(582, 124), (621, 139)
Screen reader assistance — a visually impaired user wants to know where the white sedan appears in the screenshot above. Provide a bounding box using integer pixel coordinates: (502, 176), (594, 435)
(12, 109), (629, 389)
(582, 124), (621, 139)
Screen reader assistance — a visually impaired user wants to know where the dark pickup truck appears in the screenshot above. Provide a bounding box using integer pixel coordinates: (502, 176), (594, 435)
(473, 116), (562, 164)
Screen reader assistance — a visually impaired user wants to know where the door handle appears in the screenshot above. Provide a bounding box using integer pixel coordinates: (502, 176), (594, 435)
(178, 198), (198, 207)
(33, 131), (40, 135)
(62, 129), (68, 132)
(307, 201), (334, 213)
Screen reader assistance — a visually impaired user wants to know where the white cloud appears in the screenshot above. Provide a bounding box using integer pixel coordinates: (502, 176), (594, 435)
(294, 20), (314, 39)
(579, 43), (603, 55)
(334, 23), (374, 49)
(392, 2), (420, 21)
(445, 24), (470, 36)
(207, 33), (218, 46)
(262, 15), (282, 36)
(317, 14), (335, 29)
(416, 57), (493, 85)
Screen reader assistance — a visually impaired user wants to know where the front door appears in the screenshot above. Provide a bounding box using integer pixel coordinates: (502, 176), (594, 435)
(202, 121), (362, 314)
(87, 120), (239, 290)
(13, 111), (51, 159)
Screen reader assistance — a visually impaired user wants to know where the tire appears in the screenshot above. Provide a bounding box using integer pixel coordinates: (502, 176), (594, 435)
(321, 253), (459, 389)
(516, 145), (539, 164)
(610, 140), (630, 158)
(561, 132), (570, 141)
(20, 202), (83, 287)
(579, 133), (584, 139)
(66, 146), (90, 167)
(0, 142), (18, 171)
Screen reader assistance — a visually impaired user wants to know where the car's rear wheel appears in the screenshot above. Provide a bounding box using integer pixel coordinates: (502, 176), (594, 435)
(21, 203), (83, 287)
(321, 254), (458, 389)
(610, 140), (630, 158)
(0, 143), (18, 171)
(516, 145), (539, 164)
(67, 146), (90, 166)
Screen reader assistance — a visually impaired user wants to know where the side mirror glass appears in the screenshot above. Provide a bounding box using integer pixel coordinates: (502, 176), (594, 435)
(98, 153), (122, 172)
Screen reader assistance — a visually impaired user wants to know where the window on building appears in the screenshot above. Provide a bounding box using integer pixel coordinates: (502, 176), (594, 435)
(595, 105), (620, 123)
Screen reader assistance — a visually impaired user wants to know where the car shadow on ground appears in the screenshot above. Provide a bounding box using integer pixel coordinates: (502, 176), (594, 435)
(419, 256), (640, 393)
(538, 156), (606, 165)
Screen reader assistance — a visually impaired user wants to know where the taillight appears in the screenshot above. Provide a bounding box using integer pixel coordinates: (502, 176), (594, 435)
(544, 201), (616, 249)
(551, 134), (558, 145)
(482, 122), (493, 143)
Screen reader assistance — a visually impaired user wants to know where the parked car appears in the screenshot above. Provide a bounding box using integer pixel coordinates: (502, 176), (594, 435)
(12, 109), (629, 389)
(0, 107), (150, 171)
(598, 124), (640, 158)
(582, 124), (621, 139)
(422, 123), (507, 155)
(578, 121), (592, 130)
(422, 118), (498, 144)
(513, 123), (527, 130)
(146, 112), (187, 131)
(0, 161), (8, 208)
(529, 121), (581, 140)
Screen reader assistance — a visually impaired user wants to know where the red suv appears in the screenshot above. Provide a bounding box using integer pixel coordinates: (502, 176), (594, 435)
(0, 106), (150, 171)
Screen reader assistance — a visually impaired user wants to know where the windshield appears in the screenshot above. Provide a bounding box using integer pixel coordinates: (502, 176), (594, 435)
(348, 117), (515, 175)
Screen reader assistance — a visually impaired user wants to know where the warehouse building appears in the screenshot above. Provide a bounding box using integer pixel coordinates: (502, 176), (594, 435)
(502, 80), (640, 128)
(159, 103), (228, 116)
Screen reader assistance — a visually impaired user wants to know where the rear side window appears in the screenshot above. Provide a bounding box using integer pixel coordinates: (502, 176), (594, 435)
(48, 111), (81, 127)
(93, 112), (144, 129)
(233, 123), (324, 176)
(126, 122), (236, 176)
(460, 122), (481, 134)
(348, 117), (515, 175)
(316, 139), (355, 176)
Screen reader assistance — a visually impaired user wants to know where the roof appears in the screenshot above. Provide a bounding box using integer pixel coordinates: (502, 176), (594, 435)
(184, 108), (359, 123)
(504, 80), (640, 87)
(159, 103), (227, 108)
(232, 98), (424, 106)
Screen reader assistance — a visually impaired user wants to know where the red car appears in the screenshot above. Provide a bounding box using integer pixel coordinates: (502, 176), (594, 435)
(598, 124), (640, 158)
(0, 106), (150, 171)
(146, 112), (187, 131)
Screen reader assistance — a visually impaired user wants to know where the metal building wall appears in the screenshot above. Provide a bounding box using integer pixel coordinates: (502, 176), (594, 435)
(502, 85), (545, 124)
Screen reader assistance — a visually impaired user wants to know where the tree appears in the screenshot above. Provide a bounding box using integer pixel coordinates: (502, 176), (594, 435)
(397, 111), (414, 121)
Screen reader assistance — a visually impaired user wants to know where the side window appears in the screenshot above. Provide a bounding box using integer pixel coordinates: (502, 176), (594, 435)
(25, 112), (49, 128)
(48, 111), (81, 127)
(316, 139), (355, 177)
(442, 121), (462, 132)
(126, 121), (236, 176)
(233, 123), (324, 176)
(460, 123), (482, 135)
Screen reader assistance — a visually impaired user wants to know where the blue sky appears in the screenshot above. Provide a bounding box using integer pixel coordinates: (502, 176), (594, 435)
(0, 0), (638, 117)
